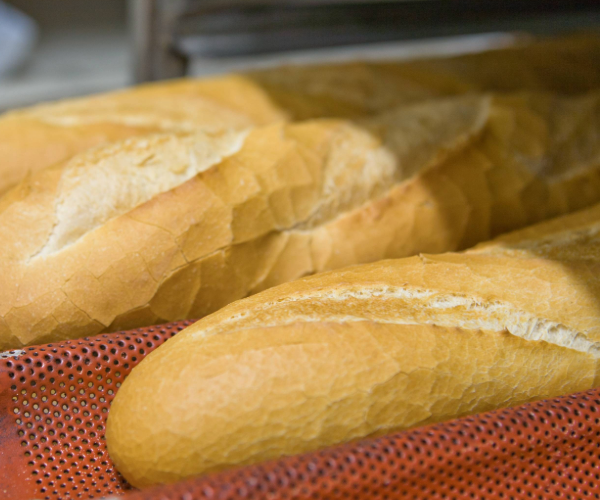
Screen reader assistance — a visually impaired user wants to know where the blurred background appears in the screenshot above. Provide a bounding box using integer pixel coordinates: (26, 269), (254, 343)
(1, 0), (600, 111)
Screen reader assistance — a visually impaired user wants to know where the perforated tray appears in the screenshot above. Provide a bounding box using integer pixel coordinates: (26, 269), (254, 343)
(1, 322), (599, 500)
(0, 321), (192, 500)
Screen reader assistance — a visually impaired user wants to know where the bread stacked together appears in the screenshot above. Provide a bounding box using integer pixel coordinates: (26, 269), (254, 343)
(3, 35), (600, 349)
(2, 33), (600, 488)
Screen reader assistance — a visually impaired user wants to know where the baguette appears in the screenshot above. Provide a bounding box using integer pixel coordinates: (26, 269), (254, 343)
(248, 32), (600, 119)
(0, 75), (287, 194)
(106, 202), (600, 488)
(2, 34), (600, 195)
(2, 91), (600, 349)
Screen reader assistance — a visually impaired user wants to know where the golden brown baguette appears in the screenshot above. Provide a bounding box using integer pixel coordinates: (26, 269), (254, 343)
(2, 33), (600, 195)
(2, 91), (600, 349)
(249, 32), (600, 119)
(0, 75), (287, 194)
(106, 202), (600, 488)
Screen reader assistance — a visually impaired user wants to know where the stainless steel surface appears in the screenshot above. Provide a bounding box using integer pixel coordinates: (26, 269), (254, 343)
(0, 0), (129, 111)
(130, 0), (600, 83)
(129, 0), (188, 82)
(2, 0), (599, 109)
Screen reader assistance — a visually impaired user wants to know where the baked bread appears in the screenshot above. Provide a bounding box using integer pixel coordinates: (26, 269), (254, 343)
(2, 91), (600, 349)
(106, 201), (600, 488)
(248, 32), (600, 119)
(0, 75), (287, 194)
(2, 33), (600, 195)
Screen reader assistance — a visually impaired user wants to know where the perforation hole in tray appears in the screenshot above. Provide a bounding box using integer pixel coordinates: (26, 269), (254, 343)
(6, 321), (192, 500)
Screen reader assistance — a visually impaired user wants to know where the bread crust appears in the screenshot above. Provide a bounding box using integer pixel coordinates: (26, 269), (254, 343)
(106, 202), (600, 487)
(248, 33), (600, 119)
(0, 75), (288, 194)
(2, 34), (600, 195)
(3, 91), (600, 348)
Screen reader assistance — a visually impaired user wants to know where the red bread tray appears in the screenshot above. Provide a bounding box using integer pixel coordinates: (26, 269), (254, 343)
(1, 321), (599, 500)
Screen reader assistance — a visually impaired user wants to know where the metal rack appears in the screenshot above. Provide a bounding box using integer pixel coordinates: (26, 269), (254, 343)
(129, 0), (600, 83)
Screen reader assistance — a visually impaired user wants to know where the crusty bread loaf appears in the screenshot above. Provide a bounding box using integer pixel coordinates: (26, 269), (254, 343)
(2, 34), (600, 195)
(0, 75), (287, 194)
(2, 91), (600, 349)
(248, 32), (600, 120)
(106, 202), (600, 488)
